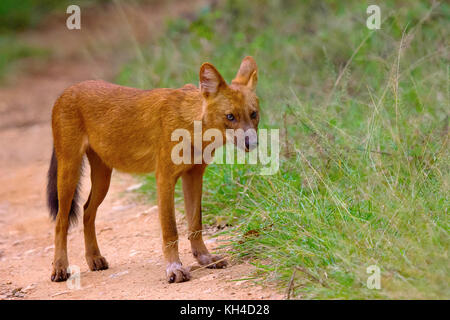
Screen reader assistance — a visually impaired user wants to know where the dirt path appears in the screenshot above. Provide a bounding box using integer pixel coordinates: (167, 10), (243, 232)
(0, 1), (282, 300)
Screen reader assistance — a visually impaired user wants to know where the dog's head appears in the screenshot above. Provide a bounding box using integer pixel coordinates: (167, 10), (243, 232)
(200, 56), (259, 152)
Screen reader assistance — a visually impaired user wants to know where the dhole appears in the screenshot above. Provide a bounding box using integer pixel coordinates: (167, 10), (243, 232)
(47, 56), (259, 283)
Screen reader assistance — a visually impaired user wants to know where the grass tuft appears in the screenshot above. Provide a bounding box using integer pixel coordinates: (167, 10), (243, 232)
(119, 0), (449, 299)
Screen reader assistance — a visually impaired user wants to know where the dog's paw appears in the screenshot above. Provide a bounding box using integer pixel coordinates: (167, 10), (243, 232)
(51, 259), (70, 282)
(197, 254), (228, 269)
(86, 255), (109, 271)
(166, 262), (191, 283)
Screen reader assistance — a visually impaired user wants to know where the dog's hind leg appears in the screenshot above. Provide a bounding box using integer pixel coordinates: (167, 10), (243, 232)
(83, 148), (111, 271)
(51, 151), (84, 282)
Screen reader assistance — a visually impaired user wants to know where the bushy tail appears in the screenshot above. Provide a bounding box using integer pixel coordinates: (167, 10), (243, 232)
(46, 147), (81, 226)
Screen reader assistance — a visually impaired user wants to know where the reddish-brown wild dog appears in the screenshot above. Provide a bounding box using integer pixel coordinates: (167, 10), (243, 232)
(47, 56), (260, 283)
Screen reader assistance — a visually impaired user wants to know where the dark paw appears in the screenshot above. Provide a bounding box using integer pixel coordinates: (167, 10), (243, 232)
(197, 254), (228, 269)
(166, 263), (191, 283)
(87, 255), (109, 271)
(51, 261), (70, 282)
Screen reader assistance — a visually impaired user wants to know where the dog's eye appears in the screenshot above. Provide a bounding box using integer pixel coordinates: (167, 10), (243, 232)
(226, 114), (235, 121)
(250, 111), (258, 119)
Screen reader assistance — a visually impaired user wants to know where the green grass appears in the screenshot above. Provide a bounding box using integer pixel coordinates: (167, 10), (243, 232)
(119, 0), (449, 299)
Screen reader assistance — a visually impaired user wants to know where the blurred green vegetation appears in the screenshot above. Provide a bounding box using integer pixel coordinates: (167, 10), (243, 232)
(0, 0), (108, 80)
(122, 0), (449, 299)
(0, 35), (49, 79)
(0, 0), (108, 31)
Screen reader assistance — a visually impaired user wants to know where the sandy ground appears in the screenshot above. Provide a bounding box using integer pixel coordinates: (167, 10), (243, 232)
(0, 1), (282, 300)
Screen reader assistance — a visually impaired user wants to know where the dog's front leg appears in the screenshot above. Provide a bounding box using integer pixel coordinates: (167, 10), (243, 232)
(182, 164), (228, 269)
(156, 167), (190, 283)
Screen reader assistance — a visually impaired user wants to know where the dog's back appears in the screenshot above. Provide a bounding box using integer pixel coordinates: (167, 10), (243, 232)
(52, 80), (203, 173)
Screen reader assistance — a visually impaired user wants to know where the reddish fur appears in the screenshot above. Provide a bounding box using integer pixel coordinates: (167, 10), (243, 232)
(47, 56), (259, 283)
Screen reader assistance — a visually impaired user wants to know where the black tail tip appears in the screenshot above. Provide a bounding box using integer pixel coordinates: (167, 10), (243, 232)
(46, 148), (81, 226)
(47, 148), (59, 221)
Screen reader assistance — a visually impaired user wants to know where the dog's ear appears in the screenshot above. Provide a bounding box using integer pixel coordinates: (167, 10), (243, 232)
(199, 63), (226, 99)
(232, 56), (258, 91)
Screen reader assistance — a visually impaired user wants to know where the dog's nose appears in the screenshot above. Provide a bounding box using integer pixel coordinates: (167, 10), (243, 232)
(244, 135), (257, 151)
